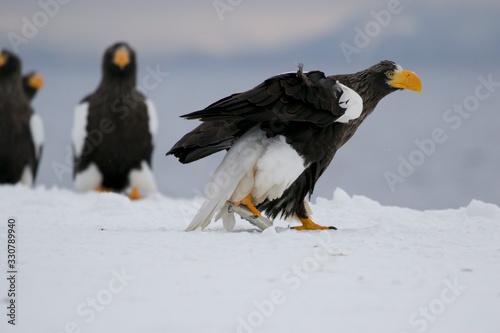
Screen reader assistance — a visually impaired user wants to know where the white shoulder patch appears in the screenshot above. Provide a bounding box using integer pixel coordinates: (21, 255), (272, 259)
(72, 102), (89, 157)
(29, 113), (44, 159)
(335, 82), (363, 124)
(145, 99), (159, 142)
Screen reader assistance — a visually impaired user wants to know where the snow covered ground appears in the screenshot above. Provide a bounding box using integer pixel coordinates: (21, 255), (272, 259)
(0, 185), (499, 333)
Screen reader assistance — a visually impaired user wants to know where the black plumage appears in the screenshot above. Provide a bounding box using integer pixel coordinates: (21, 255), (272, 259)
(0, 50), (43, 186)
(73, 42), (157, 198)
(168, 60), (422, 230)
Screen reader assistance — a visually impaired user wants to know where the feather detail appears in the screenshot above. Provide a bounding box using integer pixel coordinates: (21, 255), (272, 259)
(185, 127), (266, 231)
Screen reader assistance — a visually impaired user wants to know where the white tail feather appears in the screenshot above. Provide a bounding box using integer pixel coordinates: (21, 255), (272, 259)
(185, 127), (265, 231)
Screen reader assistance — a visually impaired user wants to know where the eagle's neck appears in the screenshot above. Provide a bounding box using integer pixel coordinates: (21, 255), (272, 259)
(99, 74), (136, 93)
(331, 70), (391, 119)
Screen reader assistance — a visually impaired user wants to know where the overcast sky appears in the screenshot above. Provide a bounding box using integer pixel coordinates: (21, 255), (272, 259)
(2, 0), (500, 64)
(1, 1), (499, 209)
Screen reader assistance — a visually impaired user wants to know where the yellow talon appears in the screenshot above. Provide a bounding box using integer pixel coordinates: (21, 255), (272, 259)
(95, 185), (112, 193)
(293, 217), (335, 230)
(234, 194), (261, 217)
(128, 187), (143, 200)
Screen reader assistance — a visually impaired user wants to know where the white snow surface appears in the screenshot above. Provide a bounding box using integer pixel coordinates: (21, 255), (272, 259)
(0, 186), (499, 333)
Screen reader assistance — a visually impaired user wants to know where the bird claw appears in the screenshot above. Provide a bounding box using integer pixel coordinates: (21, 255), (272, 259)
(227, 202), (273, 231)
(292, 217), (337, 231)
(128, 187), (144, 200)
(291, 225), (337, 231)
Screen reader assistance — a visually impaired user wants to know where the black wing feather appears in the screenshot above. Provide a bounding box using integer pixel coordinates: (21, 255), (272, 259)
(181, 67), (345, 127)
(168, 66), (346, 163)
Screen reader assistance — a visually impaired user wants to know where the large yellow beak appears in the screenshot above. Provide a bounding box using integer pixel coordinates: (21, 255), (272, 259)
(113, 48), (130, 69)
(28, 73), (44, 89)
(0, 53), (7, 67)
(389, 70), (422, 94)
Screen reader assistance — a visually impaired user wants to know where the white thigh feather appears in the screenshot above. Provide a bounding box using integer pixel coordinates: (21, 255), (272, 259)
(185, 127), (265, 231)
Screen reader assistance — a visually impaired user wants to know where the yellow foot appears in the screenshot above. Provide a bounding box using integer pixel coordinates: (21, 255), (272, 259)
(234, 194), (261, 217)
(292, 217), (337, 231)
(128, 187), (144, 200)
(95, 185), (112, 193)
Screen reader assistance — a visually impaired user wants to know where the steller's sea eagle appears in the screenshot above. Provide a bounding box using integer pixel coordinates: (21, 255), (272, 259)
(0, 50), (44, 186)
(168, 60), (422, 231)
(72, 42), (159, 199)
